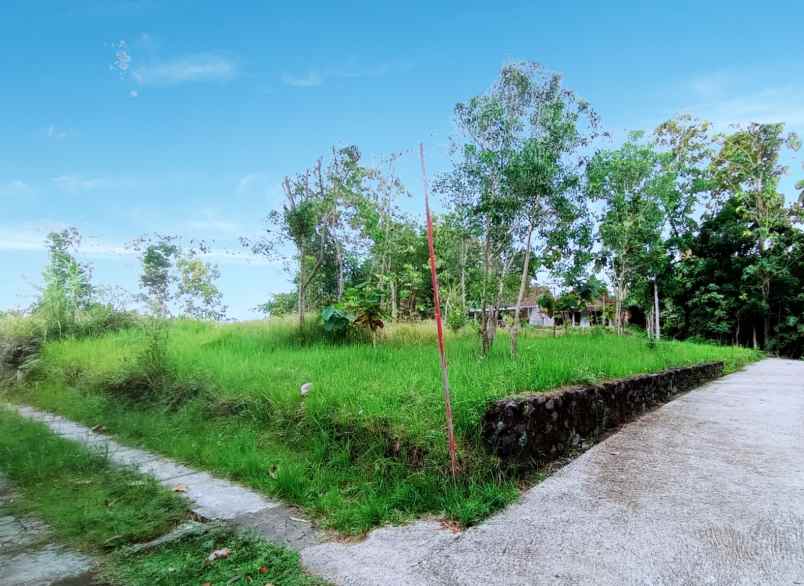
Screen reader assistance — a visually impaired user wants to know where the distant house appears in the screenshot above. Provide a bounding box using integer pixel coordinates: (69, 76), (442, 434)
(468, 288), (554, 327)
(468, 287), (619, 329)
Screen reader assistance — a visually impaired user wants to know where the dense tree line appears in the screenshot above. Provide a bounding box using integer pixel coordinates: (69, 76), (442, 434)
(255, 62), (802, 357)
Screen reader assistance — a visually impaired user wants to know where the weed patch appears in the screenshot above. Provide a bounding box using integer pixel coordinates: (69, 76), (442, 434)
(104, 526), (327, 586)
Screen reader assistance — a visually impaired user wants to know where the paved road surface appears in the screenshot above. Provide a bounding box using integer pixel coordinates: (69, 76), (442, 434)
(302, 358), (804, 585)
(0, 475), (96, 586)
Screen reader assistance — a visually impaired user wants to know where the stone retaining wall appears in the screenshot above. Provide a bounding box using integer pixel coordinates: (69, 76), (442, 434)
(482, 361), (724, 465)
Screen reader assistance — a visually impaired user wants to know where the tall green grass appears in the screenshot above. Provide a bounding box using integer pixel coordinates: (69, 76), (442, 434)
(6, 319), (761, 532)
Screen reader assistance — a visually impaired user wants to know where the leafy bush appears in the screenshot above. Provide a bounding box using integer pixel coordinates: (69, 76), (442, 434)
(256, 292), (297, 318)
(443, 286), (467, 332)
(320, 306), (353, 338)
(344, 283), (386, 343)
(769, 315), (804, 359)
(74, 303), (138, 338)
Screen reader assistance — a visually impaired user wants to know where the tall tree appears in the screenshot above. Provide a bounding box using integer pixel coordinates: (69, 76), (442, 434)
(244, 146), (369, 329)
(176, 253), (227, 320)
(651, 114), (715, 339)
(441, 61), (597, 355)
(38, 228), (94, 338)
(504, 83), (599, 356)
(709, 123), (801, 346)
(587, 133), (666, 334)
(136, 235), (179, 316)
(132, 235), (225, 320)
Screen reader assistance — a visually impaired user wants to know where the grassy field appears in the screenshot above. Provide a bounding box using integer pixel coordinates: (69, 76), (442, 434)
(0, 408), (323, 585)
(3, 319), (761, 533)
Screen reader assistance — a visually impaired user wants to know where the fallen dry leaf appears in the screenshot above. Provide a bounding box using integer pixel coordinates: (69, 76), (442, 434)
(173, 484), (188, 493)
(207, 547), (231, 562)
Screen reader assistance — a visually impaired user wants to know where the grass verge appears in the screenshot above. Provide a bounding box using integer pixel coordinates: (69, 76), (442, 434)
(4, 319), (762, 533)
(0, 408), (325, 585)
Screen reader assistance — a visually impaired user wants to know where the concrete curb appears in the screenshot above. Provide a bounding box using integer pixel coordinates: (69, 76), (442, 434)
(6, 403), (324, 549)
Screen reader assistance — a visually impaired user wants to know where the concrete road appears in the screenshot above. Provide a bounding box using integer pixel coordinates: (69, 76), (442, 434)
(0, 476), (96, 586)
(302, 358), (804, 585)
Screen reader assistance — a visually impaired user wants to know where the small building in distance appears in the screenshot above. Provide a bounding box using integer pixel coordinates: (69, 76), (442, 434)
(468, 287), (554, 327)
(468, 286), (617, 328)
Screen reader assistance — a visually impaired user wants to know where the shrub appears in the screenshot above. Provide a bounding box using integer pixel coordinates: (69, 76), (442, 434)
(105, 318), (201, 408)
(0, 313), (43, 382)
(74, 303), (138, 338)
(320, 306), (353, 338)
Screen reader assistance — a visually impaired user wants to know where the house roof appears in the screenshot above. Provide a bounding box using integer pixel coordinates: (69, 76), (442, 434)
(499, 286), (551, 309)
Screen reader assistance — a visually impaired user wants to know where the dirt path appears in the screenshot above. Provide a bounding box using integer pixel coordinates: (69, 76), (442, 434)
(301, 358), (804, 585)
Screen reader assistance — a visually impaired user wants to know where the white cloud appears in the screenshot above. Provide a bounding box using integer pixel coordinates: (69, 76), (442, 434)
(282, 60), (409, 88)
(236, 172), (278, 196)
(0, 224), (65, 252)
(132, 53), (238, 86)
(687, 70), (736, 99)
(182, 208), (243, 237)
(282, 71), (324, 88)
(52, 175), (107, 193)
(0, 179), (33, 196)
(0, 225), (273, 265)
(682, 71), (804, 131)
(693, 87), (804, 130)
(47, 125), (69, 140)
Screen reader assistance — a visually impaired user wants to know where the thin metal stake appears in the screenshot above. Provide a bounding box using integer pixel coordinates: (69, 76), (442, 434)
(419, 142), (459, 478)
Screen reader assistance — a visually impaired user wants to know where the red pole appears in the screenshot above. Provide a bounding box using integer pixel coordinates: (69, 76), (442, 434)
(419, 142), (459, 478)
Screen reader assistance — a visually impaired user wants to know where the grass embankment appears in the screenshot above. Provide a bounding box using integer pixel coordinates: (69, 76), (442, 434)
(4, 320), (761, 533)
(0, 408), (325, 585)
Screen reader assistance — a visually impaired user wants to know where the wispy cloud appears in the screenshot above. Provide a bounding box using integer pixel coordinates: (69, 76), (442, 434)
(236, 172), (282, 199)
(282, 59), (409, 88)
(682, 71), (804, 130)
(282, 71), (324, 88)
(0, 225), (274, 265)
(110, 37), (238, 96)
(46, 125), (70, 140)
(181, 208), (244, 237)
(694, 87), (804, 129)
(132, 53), (238, 86)
(0, 179), (33, 196)
(51, 175), (107, 193)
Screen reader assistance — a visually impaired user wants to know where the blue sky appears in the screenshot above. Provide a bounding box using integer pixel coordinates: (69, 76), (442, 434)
(2, 1), (802, 319)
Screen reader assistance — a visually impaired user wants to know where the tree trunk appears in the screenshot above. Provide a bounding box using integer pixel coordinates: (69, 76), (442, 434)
(480, 308), (493, 355)
(653, 279), (661, 341)
(510, 222), (534, 358)
(479, 229), (493, 356)
(762, 277), (770, 350)
(460, 238), (467, 308)
(752, 325), (758, 349)
(335, 242), (344, 302)
(297, 264), (305, 330)
(390, 279), (398, 321)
